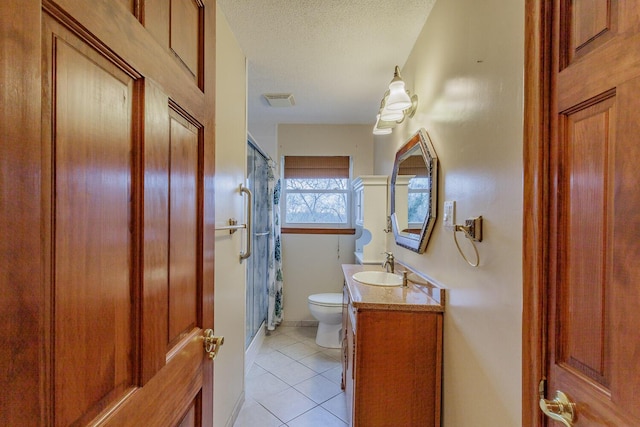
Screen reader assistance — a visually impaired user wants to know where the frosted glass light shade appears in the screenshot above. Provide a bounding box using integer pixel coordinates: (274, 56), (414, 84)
(386, 80), (412, 111)
(373, 66), (417, 129)
(373, 126), (392, 135)
(373, 114), (393, 135)
(380, 104), (404, 122)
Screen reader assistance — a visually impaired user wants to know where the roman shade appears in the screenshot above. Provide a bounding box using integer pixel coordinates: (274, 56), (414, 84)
(284, 156), (350, 179)
(398, 155), (428, 177)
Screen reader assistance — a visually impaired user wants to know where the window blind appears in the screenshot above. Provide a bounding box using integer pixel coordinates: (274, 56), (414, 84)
(284, 156), (350, 179)
(398, 155), (428, 177)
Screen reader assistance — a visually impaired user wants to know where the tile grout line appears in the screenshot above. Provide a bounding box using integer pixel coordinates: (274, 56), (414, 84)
(234, 326), (347, 427)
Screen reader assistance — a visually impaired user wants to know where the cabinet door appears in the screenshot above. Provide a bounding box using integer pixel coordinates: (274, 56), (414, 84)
(354, 310), (441, 426)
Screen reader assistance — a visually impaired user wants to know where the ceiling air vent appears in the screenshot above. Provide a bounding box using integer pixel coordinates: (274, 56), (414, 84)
(263, 93), (296, 107)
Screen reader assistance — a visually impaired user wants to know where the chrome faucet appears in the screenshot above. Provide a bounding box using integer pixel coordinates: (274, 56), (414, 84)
(382, 252), (395, 273)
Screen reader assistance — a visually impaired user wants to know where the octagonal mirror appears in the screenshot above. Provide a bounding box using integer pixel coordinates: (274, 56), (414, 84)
(390, 128), (438, 253)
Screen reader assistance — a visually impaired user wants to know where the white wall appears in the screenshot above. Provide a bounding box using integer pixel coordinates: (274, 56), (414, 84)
(375, 0), (524, 425)
(278, 124), (373, 321)
(214, 5), (247, 426)
(248, 122), (278, 160)
(278, 124), (374, 177)
(282, 234), (356, 321)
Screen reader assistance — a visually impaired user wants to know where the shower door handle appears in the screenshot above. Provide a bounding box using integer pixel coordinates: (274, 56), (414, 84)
(239, 184), (253, 263)
(255, 231), (269, 237)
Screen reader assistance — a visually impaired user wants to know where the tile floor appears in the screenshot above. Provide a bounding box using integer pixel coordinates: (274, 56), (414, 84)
(233, 326), (348, 427)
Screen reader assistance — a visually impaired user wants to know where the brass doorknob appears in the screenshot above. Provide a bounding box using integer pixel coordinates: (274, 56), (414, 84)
(203, 329), (224, 360)
(539, 380), (576, 426)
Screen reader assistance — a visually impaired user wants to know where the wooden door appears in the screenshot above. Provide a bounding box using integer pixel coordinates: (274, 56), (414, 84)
(524, 0), (640, 425)
(0, 0), (217, 425)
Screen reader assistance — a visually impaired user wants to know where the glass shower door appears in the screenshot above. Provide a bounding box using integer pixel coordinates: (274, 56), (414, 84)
(246, 143), (269, 348)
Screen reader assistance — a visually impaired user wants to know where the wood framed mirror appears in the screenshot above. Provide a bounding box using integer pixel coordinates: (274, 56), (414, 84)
(390, 128), (438, 253)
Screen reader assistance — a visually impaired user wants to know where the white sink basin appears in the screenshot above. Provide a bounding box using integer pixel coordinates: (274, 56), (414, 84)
(352, 271), (402, 287)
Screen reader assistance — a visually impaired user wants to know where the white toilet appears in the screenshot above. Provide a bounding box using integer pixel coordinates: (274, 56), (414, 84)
(308, 293), (343, 348)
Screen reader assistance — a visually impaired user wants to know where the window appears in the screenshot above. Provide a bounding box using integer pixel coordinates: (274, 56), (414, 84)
(398, 154), (430, 228)
(282, 156), (351, 228)
(407, 177), (430, 225)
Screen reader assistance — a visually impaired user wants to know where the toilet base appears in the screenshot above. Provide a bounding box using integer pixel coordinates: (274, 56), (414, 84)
(315, 322), (342, 349)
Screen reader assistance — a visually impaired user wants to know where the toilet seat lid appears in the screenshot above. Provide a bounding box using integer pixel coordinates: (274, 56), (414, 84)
(308, 293), (342, 306)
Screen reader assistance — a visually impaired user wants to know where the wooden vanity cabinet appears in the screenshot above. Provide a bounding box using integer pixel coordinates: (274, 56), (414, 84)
(341, 284), (443, 426)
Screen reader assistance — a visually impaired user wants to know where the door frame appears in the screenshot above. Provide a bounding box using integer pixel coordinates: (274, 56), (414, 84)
(522, 0), (552, 425)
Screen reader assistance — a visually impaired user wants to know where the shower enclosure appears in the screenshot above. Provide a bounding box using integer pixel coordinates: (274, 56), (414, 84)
(245, 141), (270, 348)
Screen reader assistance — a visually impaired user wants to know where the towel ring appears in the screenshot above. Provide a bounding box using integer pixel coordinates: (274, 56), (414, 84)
(453, 224), (480, 267)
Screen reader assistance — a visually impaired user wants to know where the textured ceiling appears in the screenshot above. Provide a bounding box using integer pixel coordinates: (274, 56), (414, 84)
(217, 0), (436, 129)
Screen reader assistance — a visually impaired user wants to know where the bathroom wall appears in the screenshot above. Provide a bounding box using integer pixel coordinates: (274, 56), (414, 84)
(278, 124), (373, 321)
(375, 0), (524, 425)
(214, 5), (247, 426)
(249, 122), (278, 160)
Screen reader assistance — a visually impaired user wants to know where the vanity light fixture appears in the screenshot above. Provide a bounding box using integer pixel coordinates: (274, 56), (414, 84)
(380, 100), (405, 122)
(386, 67), (412, 110)
(373, 114), (396, 135)
(372, 114), (393, 135)
(372, 66), (418, 135)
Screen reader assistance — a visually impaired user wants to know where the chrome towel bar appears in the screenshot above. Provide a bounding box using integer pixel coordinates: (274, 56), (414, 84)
(215, 219), (246, 234)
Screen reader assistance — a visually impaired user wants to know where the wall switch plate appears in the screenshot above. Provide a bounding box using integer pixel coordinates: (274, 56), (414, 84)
(443, 200), (455, 230)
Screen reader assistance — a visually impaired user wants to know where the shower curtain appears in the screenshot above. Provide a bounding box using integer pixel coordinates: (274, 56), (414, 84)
(267, 161), (283, 330)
